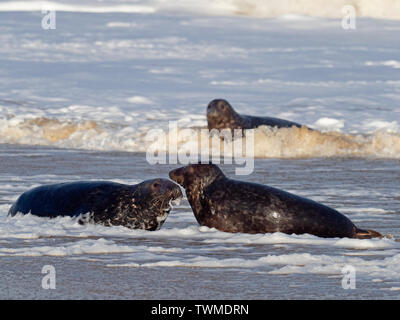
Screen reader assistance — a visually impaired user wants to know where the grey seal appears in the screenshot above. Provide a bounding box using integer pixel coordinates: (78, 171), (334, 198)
(207, 99), (306, 131)
(169, 164), (381, 239)
(8, 179), (183, 231)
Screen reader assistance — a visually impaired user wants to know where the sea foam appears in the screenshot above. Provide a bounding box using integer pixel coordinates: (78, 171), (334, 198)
(1, 114), (400, 159)
(1, 1), (400, 20)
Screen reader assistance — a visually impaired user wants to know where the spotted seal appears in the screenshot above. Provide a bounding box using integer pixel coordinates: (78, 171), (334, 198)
(8, 179), (183, 231)
(169, 164), (381, 239)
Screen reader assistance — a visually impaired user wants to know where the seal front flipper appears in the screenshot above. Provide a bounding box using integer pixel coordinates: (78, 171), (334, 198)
(353, 227), (382, 239)
(7, 203), (17, 216)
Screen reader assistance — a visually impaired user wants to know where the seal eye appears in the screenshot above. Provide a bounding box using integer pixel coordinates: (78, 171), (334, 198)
(152, 181), (161, 190)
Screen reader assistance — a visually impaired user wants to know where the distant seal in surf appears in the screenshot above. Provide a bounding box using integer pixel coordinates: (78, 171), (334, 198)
(207, 99), (306, 131)
(8, 179), (183, 231)
(169, 164), (381, 239)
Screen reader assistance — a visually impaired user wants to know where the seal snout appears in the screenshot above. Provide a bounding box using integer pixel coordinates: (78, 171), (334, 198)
(155, 179), (182, 198)
(163, 183), (183, 215)
(149, 178), (182, 202)
(169, 167), (185, 186)
(207, 99), (238, 132)
(207, 99), (231, 118)
(148, 179), (182, 217)
(170, 184), (183, 202)
(207, 99), (219, 116)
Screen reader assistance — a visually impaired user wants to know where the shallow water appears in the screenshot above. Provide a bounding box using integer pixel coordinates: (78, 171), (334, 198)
(1, 144), (399, 299)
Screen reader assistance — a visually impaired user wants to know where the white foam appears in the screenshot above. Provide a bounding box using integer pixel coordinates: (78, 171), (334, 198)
(1, 208), (399, 280)
(1, 212), (395, 248)
(106, 22), (139, 28)
(2, 111), (400, 159)
(269, 253), (400, 279)
(366, 60), (400, 69)
(313, 117), (345, 132)
(126, 96), (155, 105)
(200, 230), (395, 250)
(1, 0), (399, 20)
(0, 238), (135, 256)
(0, 1), (155, 13)
(107, 252), (400, 280)
(363, 120), (399, 133)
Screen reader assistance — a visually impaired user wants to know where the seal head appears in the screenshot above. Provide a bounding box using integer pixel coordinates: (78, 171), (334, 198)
(117, 178), (183, 230)
(207, 99), (242, 131)
(169, 163), (225, 191)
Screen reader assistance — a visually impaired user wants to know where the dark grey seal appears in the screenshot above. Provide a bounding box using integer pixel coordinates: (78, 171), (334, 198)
(207, 99), (305, 131)
(169, 164), (381, 239)
(8, 179), (183, 231)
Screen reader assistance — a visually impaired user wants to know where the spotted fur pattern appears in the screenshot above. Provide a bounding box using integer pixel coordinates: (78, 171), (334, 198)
(8, 179), (183, 231)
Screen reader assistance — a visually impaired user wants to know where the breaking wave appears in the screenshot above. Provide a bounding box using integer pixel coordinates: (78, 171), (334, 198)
(0, 0), (400, 20)
(1, 116), (400, 159)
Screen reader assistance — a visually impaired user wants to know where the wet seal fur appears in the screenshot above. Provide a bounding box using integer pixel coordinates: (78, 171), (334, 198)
(207, 99), (306, 131)
(8, 179), (183, 231)
(169, 164), (382, 239)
